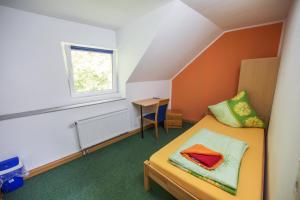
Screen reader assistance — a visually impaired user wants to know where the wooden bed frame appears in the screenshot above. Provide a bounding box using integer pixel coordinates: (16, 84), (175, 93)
(144, 57), (280, 200)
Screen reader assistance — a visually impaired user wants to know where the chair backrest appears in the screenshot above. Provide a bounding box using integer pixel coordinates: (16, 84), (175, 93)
(155, 99), (169, 123)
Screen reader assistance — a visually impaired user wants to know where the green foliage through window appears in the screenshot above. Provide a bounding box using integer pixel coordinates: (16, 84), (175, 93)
(70, 49), (113, 93)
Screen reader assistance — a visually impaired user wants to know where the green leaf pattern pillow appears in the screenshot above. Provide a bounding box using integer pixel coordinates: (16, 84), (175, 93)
(208, 91), (265, 128)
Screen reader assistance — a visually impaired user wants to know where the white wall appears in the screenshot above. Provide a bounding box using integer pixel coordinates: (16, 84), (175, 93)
(267, 1), (300, 200)
(0, 6), (173, 171)
(0, 6), (130, 170)
(0, 6), (117, 115)
(0, 100), (128, 170)
(126, 80), (171, 101)
(126, 80), (171, 129)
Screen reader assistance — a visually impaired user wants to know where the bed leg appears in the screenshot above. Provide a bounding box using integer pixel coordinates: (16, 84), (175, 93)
(144, 161), (150, 191)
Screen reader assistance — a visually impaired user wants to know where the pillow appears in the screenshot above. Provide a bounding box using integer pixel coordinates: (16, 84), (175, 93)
(208, 91), (265, 128)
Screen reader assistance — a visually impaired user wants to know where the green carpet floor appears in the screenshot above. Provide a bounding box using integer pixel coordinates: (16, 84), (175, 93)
(5, 123), (192, 200)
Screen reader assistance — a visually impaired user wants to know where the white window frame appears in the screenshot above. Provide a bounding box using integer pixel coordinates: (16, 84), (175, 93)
(62, 42), (118, 98)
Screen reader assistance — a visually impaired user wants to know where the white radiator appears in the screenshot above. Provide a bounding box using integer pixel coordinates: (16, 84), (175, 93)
(75, 108), (130, 150)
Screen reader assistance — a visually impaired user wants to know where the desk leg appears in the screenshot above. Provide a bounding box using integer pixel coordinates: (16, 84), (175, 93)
(140, 106), (144, 139)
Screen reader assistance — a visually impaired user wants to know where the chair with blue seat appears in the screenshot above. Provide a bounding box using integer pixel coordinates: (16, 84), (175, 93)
(143, 99), (169, 139)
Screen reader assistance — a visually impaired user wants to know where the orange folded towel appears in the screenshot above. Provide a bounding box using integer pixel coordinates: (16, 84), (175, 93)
(180, 144), (224, 170)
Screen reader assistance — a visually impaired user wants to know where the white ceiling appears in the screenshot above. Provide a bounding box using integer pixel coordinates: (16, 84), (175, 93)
(181, 0), (292, 29)
(0, 0), (291, 30)
(0, 0), (171, 30)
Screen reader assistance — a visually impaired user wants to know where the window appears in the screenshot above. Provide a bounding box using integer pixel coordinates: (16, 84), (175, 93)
(64, 44), (117, 97)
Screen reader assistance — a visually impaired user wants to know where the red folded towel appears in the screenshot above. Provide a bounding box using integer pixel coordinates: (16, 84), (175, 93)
(188, 153), (223, 168)
(180, 144), (224, 170)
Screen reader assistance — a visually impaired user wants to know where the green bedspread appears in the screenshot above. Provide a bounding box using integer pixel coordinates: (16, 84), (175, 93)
(168, 128), (248, 195)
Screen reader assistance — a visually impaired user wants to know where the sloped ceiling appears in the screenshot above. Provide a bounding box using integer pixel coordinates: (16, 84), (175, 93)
(127, 0), (222, 82)
(181, 0), (292, 30)
(122, 0), (291, 85)
(117, 2), (173, 96)
(0, 0), (171, 30)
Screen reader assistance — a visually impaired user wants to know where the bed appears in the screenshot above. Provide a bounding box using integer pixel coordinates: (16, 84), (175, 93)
(144, 57), (280, 200)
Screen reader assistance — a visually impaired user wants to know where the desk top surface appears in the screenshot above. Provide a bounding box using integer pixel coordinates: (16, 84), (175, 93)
(132, 98), (160, 107)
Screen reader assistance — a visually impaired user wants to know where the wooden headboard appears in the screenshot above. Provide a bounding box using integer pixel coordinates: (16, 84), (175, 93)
(238, 57), (280, 125)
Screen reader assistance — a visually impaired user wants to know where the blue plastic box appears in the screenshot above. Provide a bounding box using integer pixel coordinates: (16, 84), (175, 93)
(0, 157), (26, 193)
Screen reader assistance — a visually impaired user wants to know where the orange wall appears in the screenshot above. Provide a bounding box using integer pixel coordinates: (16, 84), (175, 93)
(171, 23), (283, 121)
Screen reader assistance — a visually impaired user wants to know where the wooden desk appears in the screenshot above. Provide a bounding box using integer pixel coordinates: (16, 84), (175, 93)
(133, 98), (160, 138)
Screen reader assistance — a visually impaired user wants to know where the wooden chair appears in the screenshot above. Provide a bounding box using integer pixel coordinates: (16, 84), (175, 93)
(143, 99), (169, 139)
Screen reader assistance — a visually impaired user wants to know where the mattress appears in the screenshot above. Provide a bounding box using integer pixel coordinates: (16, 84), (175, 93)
(149, 115), (264, 200)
